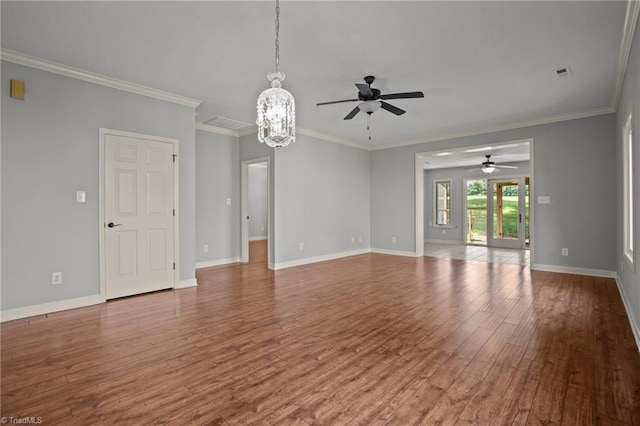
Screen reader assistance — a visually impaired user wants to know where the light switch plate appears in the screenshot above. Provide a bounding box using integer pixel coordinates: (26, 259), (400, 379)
(537, 196), (550, 204)
(76, 191), (86, 203)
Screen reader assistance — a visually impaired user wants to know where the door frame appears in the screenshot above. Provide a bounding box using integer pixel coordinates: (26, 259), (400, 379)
(415, 138), (534, 261)
(98, 128), (180, 303)
(241, 157), (271, 264)
(487, 176), (527, 249)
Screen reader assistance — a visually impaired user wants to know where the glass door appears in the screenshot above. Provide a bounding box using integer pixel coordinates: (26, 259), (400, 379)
(487, 178), (527, 249)
(465, 179), (488, 244)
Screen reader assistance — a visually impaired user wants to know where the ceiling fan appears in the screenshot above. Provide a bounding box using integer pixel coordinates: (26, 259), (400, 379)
(316, 75), (424, 120)
(468, 155), (520, 174)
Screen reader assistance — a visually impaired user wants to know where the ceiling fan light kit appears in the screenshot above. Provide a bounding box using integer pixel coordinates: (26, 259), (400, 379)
(358, 100), (381, 114)
(256, 0), (296, 149)
(475, 154), (519, 174)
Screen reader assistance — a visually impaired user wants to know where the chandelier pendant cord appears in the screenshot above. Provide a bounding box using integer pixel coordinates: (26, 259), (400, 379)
(275, 0), (280, 73)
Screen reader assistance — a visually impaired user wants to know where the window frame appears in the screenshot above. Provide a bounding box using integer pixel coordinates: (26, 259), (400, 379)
(623, 112), (635, 269)
(433, 179), (452, 228)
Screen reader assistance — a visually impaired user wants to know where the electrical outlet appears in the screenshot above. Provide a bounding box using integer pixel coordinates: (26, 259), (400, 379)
(561, 248), (568, 256)
(226, 198), (231, 206)
(442, 229), (446, 235)
(51, 272), (62, 285)
(358, 236), (363, 243)
(203, 244), (209, 253)
(392, 236), (397, 244)
(299, 242), (304, 250)
(351, 236), (355, 244)
(261, 226), (265, 231)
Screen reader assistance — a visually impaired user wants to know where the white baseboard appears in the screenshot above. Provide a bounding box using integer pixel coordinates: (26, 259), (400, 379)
(371, 248), (419, 257)
(195, 257), (241, 269)
(615, 274), (640, 352)
(424, 239), (464, 245)
(175, 278), (198, 289)
(273, 248), (371, 270)
(249, 236), (268, 241)
(1, 294), (102, 322)
(531, 263), (616, 278)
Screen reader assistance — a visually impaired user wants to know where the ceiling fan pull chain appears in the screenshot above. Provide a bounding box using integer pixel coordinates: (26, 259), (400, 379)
(367, 114), (372, 141)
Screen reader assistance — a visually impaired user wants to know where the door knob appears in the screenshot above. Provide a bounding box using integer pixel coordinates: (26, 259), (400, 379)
(107, 222), (122, 228)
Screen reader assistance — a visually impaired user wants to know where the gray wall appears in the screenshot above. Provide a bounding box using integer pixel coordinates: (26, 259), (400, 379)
(1, 61), (197, 310)
(372, 113), (617, 271)
(195, 130), (240, 263)
(248, 164), (268, 239)
(274, 134), (371, 264)
(424, 161), (530, 242)
(616, 16), (640, 335)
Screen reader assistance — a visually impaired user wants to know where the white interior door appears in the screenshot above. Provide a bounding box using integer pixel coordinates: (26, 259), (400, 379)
(105, 134), (175, 299)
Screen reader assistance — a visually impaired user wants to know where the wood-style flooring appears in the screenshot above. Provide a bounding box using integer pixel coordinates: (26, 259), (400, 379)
(2, 240), (640, 425)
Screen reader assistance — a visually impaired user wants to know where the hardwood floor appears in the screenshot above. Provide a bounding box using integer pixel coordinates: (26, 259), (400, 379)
(2, 240), (640, 425)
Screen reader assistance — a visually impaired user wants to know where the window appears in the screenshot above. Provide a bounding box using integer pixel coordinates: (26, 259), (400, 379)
(624, 112), (635, 267)
(434, 180), (451, 226)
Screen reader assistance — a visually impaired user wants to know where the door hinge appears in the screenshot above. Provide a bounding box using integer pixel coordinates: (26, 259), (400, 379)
(173, 208), (175, 216)
(173, 263), (175, 270)
(172, 154), (177, 163)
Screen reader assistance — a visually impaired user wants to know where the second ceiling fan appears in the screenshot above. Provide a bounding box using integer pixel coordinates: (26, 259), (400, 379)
(468, 155), (520, 174)
(316, 75), (425, 120)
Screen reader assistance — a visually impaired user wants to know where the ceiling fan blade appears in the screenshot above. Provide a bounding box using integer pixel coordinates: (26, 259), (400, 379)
(344, 106), (360, 120)
(380, 101), (406, 116)
(355, 83), (373, 98)
(496, 165), (519, 169)
(316, 98), (359, 106)
(380, 91), (425, 100)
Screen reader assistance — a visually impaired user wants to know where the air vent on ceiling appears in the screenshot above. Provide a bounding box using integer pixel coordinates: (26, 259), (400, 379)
(204, 116), (254, 131)
(555, 67), (571, 77)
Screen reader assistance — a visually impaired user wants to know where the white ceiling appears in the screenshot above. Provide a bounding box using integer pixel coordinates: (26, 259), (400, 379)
(1, 1), (634, 150)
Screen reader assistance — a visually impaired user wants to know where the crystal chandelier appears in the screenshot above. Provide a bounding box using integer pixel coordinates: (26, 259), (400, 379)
(256, 0), (295, 148)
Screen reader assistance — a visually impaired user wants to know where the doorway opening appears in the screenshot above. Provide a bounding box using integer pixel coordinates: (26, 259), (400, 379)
(464, 177), (530, 248)
(416, 138), (534, 263)
(241, 157), (270, 265)
(248, 162), (268, 264)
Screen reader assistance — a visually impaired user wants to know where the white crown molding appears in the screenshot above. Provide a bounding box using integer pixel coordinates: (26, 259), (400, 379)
(236, 126), (368, 150)
(238, 127), (259, 137)
(297, 127), (368, 151)
(371, 105), (615, 151)
(612, 0), (640, 110)
(195, 122), (240, 137)
(1, 49), (202, 108)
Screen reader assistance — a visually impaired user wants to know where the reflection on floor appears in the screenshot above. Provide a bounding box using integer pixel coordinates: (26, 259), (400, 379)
(424, 242), (530, 266)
